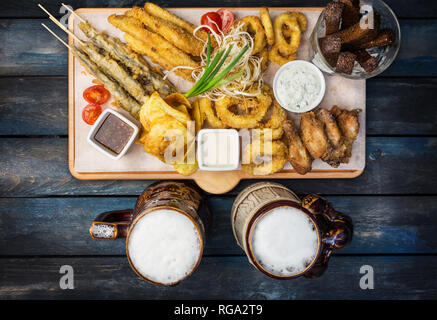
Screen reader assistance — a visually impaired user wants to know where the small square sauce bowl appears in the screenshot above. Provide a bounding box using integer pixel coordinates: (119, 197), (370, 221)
(87, 108), (139, 160)
(197, 129), (240, 171)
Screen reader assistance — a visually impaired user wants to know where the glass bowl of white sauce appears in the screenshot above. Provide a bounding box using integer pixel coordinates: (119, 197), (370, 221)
(273, 60), (326, 113)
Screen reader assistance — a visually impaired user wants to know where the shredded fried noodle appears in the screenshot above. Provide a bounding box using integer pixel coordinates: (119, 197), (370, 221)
(165, 22), (264, 100)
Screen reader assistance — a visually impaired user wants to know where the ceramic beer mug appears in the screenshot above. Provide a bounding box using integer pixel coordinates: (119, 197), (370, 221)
(89, 181), (209, 286)
(231, 182), (353, 279)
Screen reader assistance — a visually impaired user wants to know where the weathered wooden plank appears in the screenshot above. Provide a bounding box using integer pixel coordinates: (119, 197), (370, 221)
(1, 137), (436, 196)
(0, 19), (436, 76)
(1, 0), (436, 19)
(0, 256), (436, 299)
(0, 77), (67, 135)
(1, 77), (436, 136)
(0, 196), (436, 255)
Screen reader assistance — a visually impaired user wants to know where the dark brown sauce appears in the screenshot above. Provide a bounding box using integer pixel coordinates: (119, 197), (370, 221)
(94, 113), (134, 154)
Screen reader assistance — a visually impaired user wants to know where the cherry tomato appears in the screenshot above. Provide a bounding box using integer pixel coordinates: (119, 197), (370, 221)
(82, 104), (102, 125)
(83, 85), (110, 105)
(201, 12), (222, 34)
(217, 9), (234, 34)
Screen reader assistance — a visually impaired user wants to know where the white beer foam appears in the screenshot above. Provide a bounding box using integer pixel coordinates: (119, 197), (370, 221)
(128, 209), (201, 285)
(251, 206), (318, 276)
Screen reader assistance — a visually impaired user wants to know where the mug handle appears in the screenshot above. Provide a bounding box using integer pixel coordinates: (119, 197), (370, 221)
(323, 213), (354, 249)
(89, 209), (134, 240)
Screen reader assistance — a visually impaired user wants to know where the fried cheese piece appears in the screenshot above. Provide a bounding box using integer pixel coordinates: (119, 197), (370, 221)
(282, 120), (312, 175)
(126, 7), (204, 56)
(108, 14), (198, 82)
(300, 111), (328, 159)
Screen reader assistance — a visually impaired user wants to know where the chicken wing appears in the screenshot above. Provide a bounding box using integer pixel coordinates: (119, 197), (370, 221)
(300, 112), (328, 159)
(282, 120), (312, 175)
(331, 105), (362, 158)
(316, 108), (347, 167)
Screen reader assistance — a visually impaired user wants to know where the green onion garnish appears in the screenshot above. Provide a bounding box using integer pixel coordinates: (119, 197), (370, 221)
(184, 37), (249, 98)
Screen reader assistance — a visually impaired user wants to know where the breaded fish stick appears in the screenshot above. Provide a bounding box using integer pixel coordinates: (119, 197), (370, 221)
(73, 47), (141, 119)
(127, 7), (203, 56)
(79, 21), (176, 97)
(123, 34), (194, 82)
(108, 14), (197, 82)
(144, 3), (208, 40)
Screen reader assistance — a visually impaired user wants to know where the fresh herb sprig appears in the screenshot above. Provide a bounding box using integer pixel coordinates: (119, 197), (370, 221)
(184, 33), (249, 98)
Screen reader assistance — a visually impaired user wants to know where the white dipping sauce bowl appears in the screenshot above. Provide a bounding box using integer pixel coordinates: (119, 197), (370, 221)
(273, 60), (326, 113)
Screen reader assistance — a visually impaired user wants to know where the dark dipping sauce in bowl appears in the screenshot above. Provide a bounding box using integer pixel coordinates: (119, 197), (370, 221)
(94, 113), (134, 154)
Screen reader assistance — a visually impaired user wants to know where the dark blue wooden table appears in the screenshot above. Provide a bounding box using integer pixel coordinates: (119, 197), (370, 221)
(1, 0), (437, 299)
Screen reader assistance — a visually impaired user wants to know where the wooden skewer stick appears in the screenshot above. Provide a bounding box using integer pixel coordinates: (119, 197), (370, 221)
(61, 3), (87, 23)
(38, 3), (84, 46)
(41, 23), (72, 50)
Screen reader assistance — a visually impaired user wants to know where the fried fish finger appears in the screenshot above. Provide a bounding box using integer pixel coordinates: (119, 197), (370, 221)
(108, 14), (198, 82)
(127, 6), (204, 56)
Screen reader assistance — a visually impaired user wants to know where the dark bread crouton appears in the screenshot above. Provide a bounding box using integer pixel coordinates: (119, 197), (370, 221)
(339, 0), (361, 29)
(336, 51), (357, 74)
(354, 49), (379, 73)
(325, 1), (345, 34)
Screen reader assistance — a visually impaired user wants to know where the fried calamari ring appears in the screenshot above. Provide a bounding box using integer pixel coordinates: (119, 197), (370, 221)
(252, 127), (284, 140)
(260, 7), (274, 46)
(284, 11), (308, 35)
(215, 90), (272, 128)
(242, 140), (288, 175)
(199, 97), (227, 129)
(274, 13), (301, 55)
(240, 16), (266, 54)
(268, 45), (297, 65)
(262, 100), (288, 129)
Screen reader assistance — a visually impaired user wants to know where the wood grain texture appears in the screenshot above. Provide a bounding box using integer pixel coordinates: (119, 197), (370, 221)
(2, 77), (436, 136)
(0, 196), (436, 256)
(0, 19), (436, 76)
(1, 0), (436, 18)
(1, 137), (437, 196)
(0, 256), (436, 299)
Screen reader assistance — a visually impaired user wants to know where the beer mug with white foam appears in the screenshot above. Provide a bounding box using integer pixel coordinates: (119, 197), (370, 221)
(89, 181), (209, 286)
(231, 182), (353, 279)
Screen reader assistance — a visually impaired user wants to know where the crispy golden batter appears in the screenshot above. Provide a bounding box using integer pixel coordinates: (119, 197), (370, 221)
(239, 16), (266, 54)
(331, 105), (362, 159)
(127, 7), (204, 56)
(316, 108), (347, 167)
(282, 120), (312, 175)
(199, 97), (227, 129)
(242, 140), (288, 175)
(108, 14), (198, 82)
(144, 2), (211, 44)
(260, 7), (274, 46)
(300, 111), (328, 159)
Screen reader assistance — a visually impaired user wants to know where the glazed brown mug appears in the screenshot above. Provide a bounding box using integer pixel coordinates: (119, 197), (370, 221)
(231, 182), (353, 279)
(89, 181), (209, 286)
